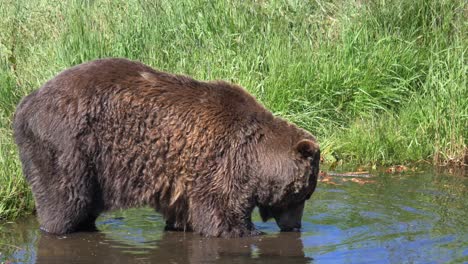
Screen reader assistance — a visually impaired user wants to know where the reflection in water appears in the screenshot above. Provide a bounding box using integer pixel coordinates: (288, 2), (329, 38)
(34, 229), (310, 264)
(1, 169), (467, 264)
(1, 210), (311, 264)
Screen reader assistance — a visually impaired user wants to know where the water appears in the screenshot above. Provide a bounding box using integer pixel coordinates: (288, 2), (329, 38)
(1, 169), (467, 263)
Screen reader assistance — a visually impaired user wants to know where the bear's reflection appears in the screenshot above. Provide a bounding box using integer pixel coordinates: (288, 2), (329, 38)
(36, 230), (312, 263)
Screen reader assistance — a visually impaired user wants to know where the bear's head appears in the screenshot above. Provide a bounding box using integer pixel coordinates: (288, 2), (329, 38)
(255, 137), (320, 232)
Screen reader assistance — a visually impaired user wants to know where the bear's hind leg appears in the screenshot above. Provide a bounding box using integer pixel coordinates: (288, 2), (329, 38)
(17, 136), (102, 234)
(37, 158), (102, 234)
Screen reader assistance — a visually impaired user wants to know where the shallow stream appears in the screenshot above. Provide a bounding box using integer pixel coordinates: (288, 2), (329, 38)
(1, 169), (467, 263)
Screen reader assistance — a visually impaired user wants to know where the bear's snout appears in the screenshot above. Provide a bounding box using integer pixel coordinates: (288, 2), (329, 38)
(273, 202), (305, 233)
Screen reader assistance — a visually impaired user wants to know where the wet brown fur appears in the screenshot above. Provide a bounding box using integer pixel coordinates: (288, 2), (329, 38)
(13, 58), (320, 237)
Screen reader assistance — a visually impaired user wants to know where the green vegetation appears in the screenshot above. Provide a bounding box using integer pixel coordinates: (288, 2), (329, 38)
(0, 0), (466, 220)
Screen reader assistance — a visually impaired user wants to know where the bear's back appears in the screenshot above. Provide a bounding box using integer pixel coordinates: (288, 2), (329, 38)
(36, 58), (270, 126)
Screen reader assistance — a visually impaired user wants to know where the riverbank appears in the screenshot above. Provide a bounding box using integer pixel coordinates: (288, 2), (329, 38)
(0, 0), (466, 220)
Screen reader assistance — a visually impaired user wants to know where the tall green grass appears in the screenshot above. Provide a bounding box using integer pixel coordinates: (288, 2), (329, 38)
(0, 0), (466, 220)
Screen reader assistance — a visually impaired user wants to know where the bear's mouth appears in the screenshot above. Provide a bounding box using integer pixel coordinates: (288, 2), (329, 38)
(258, 202), (305, 232)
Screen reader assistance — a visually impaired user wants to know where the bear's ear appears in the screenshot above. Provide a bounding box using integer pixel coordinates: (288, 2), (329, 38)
(294, 139), (319, 159)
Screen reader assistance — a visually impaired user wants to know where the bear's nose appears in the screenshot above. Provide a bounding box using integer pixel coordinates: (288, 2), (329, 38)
(280, 226), (301, 232)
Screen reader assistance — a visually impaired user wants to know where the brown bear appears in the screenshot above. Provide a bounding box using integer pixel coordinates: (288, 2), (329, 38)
(13, 58), (320, 238)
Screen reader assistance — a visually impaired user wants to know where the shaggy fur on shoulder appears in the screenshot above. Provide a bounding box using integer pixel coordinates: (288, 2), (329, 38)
(13, 58), (320, 237)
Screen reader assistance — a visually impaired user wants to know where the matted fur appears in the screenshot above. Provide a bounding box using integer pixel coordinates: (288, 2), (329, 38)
(13, 58), (320, 237)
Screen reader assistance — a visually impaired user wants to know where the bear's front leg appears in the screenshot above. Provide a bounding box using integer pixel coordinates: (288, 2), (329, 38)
(189, 194), (259, 238)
